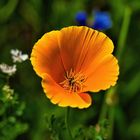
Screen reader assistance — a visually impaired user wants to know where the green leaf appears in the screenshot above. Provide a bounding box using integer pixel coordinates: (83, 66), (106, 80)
(0, 0), (18, 23)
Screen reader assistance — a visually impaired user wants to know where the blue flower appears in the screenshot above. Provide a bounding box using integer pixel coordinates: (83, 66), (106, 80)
(75, 11), (87, 26)
(92, 11), (112, 30)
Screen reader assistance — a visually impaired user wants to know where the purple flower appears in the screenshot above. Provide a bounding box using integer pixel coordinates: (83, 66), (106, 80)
(92, 11), (112, 30)
(75, 11), (87, 26)
(75, 10), (112, 31)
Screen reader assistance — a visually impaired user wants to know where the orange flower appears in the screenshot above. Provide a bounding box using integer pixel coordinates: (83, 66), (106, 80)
(30, 26), (119, 109)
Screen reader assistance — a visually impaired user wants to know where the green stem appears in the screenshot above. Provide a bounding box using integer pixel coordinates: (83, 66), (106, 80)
(6, 75), (10, 85)
(0, 0), (18, 22)
(98, 6), (132, 140)
(108, 106), (115, 140)
(98, 94), (108, 121)
(116, 6), (132, 61)
(65, 107), (73, 140)
(107, 7), (132, 140)
(98, 87), (116, 122)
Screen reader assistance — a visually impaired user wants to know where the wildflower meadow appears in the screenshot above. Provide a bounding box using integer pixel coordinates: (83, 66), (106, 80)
(0, 0), (140, 140)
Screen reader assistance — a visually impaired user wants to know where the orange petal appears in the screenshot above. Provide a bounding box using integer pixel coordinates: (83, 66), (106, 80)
(59, 26), (93, 72)
(30, 31), (66, 83)
(84, 54), (119, 92)
(41, 74), (92, 109)
(59, 26), (114, 73)
(80, 31), (114, 72)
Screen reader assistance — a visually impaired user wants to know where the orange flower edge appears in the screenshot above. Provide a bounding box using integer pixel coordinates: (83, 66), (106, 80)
(41, 73), (92, 109)
(30, 26), (119, 109)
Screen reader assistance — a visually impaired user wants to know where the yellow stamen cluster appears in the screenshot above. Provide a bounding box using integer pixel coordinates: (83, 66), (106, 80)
(60, 69), (86, 93)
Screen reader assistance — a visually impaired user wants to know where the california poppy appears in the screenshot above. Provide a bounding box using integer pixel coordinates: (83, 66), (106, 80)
(30, 26), (119, 109)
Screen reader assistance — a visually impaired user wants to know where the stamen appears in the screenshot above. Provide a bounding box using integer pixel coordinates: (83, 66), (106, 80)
(60, 69), (86, 93)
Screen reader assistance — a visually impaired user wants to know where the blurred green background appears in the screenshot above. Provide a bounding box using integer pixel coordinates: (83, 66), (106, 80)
(0, 0), (140, 140)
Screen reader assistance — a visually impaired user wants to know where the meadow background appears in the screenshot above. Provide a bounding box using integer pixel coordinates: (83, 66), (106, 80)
(0, 0), (140, 140)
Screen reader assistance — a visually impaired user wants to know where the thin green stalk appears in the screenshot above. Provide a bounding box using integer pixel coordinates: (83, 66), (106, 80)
(98, 94), (108, 121)
(98, 87), (116, 122)
(116, 6), (132, 61)
(108, 6), (132, 140)
(98, 6), (132, 140)
(108, 106), (115, 140)
(65, 107), (73, 140)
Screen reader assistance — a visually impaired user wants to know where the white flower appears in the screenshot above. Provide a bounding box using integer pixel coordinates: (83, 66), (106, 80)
(10, 49), (28, 63)
(0, 63), (17, 76)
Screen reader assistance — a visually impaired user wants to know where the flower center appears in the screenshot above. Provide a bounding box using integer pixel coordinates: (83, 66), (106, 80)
(60, 69), (86, 93)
